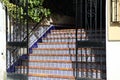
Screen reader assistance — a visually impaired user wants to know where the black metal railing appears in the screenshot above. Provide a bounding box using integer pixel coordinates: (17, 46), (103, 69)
(6, 0), (52, 79)
(5, 0), (106, 80)
(6, 0), (29, 79)
(75, 0), (106, 80)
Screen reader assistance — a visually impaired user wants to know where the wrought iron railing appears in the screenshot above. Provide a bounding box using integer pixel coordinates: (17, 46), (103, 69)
(6, 0), (29, 79)
(6, 0), (106, 80)
(75, 0), (106, 80)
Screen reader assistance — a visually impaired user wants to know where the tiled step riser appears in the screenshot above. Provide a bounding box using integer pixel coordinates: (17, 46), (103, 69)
(29, 56), (75, 61)
(51, 30), (104, 35)
(16, 69), (74, 76)
(28, 62), (105, 69)
(29, 62), (73, 68)
(42, 39), (105, 43)
(32, 49), (91, 54)
(32, 48), (105, 55)
(29, 69), (74, 76)
(51, 31), (104, 34)
(42, 38), (88, 42)
(38, 44), (75, 48)
(29, 56), (99, 62)
(51, 29), (85, 32)
(42, 38), (76, 42)
(28, 77), (71, 80)
(48, 33), (104, 38)
(16, 69), (102, 79)
(51, 30), (85, 32)
(78, 72), (101, 79)
(51, 31), (84, 33)
(17, 69), (101, 80)
(50, 32), (85, 35)
(51, 29), (105, 33)
(51, 31), (77, 33)
(16, 68), (27, 73)
(47, 34), (86, 38)
(32, 49), (75, 54)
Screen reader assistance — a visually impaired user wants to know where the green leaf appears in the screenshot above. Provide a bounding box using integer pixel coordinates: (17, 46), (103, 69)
(1, 0), (51, 22)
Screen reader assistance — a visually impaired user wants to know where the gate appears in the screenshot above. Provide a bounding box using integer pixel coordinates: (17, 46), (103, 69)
(75, 0), (106, 80)
(5, 0), (106, 80)
(6, 0), (29, 79)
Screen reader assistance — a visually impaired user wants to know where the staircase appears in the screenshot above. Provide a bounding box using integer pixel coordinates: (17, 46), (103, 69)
(16, 28), (105, 80)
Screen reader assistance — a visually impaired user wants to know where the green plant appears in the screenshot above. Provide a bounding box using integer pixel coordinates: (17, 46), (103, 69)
(0, 0), (51, 22)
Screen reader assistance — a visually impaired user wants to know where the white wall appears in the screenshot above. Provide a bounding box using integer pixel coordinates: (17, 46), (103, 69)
(106, 0), (120, 79)
(107, 41), (120, 80)
(0, 2), (6, 80)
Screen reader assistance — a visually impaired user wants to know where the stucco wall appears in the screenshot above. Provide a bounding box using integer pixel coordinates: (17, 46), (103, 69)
(0, 2), (6, 80)
(107, 0), (120, 80)
(108, 0), (120, 40)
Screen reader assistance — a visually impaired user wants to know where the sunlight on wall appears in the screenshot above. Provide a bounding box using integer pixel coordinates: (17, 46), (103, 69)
(108, 0), (120, 40)
(0, 2), (6, 80)
(107, 0), (120, 80)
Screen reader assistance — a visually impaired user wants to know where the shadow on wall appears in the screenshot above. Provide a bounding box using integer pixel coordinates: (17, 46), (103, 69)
(110, 22), (120, 27)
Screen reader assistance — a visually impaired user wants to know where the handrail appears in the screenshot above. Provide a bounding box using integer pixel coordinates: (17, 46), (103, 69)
(29, 25), (52, 47)
(22, 16), (45, 42)
(7, 24), (52, 70)
(6, 14), (44, 70)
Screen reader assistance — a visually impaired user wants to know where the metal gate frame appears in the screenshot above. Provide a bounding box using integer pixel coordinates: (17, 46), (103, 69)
(75, 0), (106, 80)
(6, 0), (29, 79)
